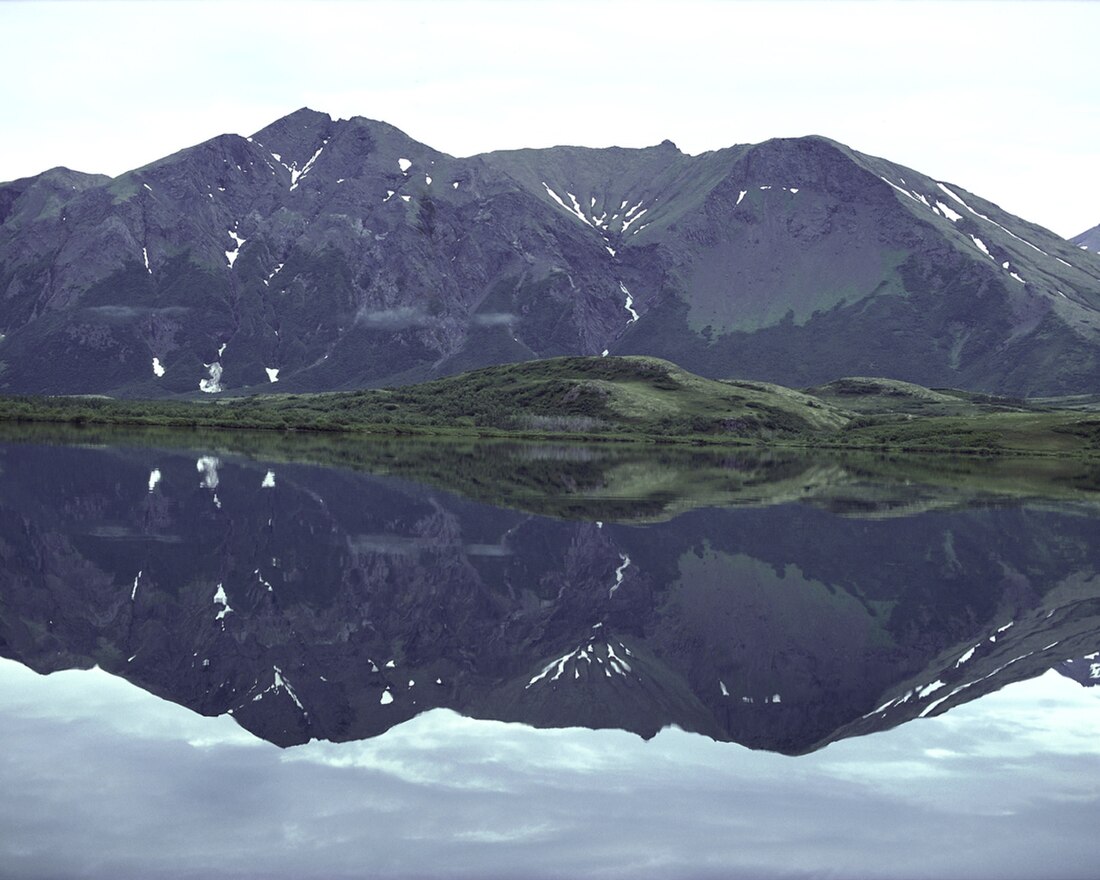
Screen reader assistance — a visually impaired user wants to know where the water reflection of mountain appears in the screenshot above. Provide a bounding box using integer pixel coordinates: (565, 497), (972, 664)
(1, 435), (1098, 754)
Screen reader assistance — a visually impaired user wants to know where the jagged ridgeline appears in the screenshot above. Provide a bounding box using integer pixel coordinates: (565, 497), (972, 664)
(1, 107), (1099, 398)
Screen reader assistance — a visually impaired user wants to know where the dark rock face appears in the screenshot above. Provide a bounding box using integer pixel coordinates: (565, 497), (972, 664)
(1, 108), (1099, 396)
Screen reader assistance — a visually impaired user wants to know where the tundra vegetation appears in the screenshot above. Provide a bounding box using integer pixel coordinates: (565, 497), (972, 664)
(0, 356), (1098, 457)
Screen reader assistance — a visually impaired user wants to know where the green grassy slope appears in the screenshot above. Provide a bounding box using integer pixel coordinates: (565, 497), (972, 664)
(0, 356), (850, 441)
(1, 355), (1099, 457)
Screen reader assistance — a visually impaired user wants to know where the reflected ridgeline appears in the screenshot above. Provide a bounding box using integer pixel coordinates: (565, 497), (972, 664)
(0, 431), (1098, 754)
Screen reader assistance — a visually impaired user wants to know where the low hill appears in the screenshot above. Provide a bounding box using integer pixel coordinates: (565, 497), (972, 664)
(3, 355), (1100, 458)
(0, 356), (849, 441)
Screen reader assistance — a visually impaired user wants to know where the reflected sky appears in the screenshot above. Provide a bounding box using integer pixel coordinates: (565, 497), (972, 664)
(3, 659), (1098, 880)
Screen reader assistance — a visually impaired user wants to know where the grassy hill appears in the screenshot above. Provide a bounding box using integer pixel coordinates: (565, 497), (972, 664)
(0, 355), (1099, 457)
(0, 356), (849, 441)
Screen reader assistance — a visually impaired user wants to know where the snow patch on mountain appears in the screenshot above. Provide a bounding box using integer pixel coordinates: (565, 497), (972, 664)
(566, 192), (592, 225)
(622, 208), (648, 233)
(970, 235), (993, 259)
(619, 282), (639, 324)
(225, 229), (246, 268)
(289, 140), (327, 190)
(200, 362), (224, 393)
(935, 201), (962, 222)
(542, 182), (591, 228)
(937, 183), (1049, 256)
(879, 176), (920, 203)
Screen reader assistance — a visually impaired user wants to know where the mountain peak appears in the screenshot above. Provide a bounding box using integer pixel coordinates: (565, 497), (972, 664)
(249, 108), (335, 168)
(259, 106), (332, 130)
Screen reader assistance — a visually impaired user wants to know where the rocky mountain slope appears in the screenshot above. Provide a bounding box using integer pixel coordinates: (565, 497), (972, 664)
(2, 108), (1098, 397)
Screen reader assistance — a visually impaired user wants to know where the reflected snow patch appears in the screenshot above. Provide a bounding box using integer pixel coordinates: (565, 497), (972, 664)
(213, 583), (232, 621)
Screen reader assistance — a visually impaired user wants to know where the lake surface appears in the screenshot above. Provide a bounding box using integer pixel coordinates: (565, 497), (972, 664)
(1, 430), (1099, 879)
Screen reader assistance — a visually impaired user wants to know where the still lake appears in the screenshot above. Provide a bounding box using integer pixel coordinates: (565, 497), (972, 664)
(2, 428), (1099, 879)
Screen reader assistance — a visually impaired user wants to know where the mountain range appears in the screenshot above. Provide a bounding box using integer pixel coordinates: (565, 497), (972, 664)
(2, 107), (1099, 397)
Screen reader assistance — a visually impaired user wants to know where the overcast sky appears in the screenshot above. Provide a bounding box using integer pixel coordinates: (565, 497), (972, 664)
(1, 0), (1096, 238)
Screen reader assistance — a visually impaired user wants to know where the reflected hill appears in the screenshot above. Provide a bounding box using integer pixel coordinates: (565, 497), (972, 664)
(0, 431), (1098, 754)
(4, 421), (1100, 522)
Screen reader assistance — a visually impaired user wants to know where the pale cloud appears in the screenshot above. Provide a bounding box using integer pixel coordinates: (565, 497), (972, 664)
(2, 660), (1100, 879)
(0, 660), (262, 748)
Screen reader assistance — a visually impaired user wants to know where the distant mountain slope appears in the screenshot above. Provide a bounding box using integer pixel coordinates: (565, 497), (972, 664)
(1072, 222), (1100, 253)
(1, 107), (1098, 397)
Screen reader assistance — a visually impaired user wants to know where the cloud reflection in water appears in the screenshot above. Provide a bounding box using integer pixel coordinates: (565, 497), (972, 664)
(1, 660), (1098, 879)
